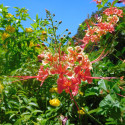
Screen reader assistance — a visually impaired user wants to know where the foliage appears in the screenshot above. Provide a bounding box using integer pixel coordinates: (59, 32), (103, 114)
(0, 1), (125, 125)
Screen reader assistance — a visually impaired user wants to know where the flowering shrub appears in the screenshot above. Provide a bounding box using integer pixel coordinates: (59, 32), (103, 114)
(0, 0), (125, 124)
(37, 46), (92, 96)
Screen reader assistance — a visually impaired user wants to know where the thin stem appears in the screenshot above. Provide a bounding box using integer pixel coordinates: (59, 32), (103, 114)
(86, 111), (103, 125)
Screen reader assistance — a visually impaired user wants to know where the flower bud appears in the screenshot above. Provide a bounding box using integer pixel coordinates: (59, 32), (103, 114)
(68, 41), (71, 45)
(42, 43), (45, 46)
(75, 42), (78, 46)
(61, 37), (63, 40)
(36, 44), (41, 48)
(54, 26), (57, 29)
(44, 47), (48, 50)
(59, 21), (62, 24)
(38, 54), (44, 60)
(72, 36), (76, 39)
(68, 32), (71, 35)
(38, 60), (42, 63)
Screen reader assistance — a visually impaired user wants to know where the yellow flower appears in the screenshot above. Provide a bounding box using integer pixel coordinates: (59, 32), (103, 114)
(6, 13), (13, 18)
(78, 107), (85, 115)
(25, 28), (33, 33)
(6, 25), (15, 33)
(49, 87), (58, 93)
(78, 90), (84, 96)
(2, 32), (10, 41)
(42, 31), (47, 35)
(49, 99), (60, 107)
(0, 84), (4, 93)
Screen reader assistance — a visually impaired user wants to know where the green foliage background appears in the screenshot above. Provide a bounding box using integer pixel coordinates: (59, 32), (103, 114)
(0, 1), (125, 125)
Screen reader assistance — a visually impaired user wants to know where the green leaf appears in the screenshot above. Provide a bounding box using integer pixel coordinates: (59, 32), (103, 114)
(0, 123), (12, 125)
(26, 106), (33, 111)
(9, 114), (16, 120)
(112, 0), (119, 6)
(40, 119), (48, 125)
(36, 14), (38, 21)
(98, 79), (107, 91)
(88, 108), (100, 114)
(9, 100), (19, 107)
(85, 87), (99, 96)
(32, 110), (43, 114)
(21, 112), (30, 116)
(29, 102), (38, 107)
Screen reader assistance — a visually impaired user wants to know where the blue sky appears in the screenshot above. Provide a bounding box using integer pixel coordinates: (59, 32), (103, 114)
(0, 0), (124, 36)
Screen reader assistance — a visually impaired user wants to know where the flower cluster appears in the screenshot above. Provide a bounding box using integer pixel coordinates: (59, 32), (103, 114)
(25, 27), (33, 33)
(103, 7), (123, 17)
(49, 98), (60, 107)
(107, 15), (119, 24)
(2, 32), (10, 41)
(82, 7), (123, 46)
(6, 25), (15, 33)
(37, 46), (92, 96)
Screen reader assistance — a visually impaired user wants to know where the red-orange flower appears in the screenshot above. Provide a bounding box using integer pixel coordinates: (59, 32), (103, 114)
(37, 66), (49, 86)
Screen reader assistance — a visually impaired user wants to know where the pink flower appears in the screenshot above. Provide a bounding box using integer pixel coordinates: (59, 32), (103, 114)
(59, 115), (68, 125)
